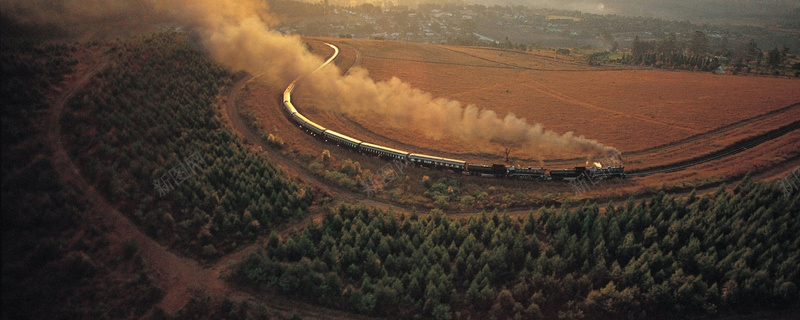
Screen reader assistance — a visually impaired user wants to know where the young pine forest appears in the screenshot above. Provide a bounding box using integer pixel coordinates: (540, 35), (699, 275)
(59, 32), (314, 259)
(237, 181), (799, 319)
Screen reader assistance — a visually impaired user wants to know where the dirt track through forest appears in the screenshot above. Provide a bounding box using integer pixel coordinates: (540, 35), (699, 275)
(48, 50), (379, 319)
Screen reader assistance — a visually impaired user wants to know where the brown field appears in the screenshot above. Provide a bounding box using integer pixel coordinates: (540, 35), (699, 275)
(296, 39), (800, 167)
(242, 38), (799, 204)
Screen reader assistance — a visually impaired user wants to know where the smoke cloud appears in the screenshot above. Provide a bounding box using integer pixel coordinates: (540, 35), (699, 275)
(2, 0), (617, 159)
(306, 67), (617, 158)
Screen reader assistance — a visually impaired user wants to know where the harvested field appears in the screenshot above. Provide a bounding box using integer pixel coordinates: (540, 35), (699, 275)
(298, 38), (800, 167)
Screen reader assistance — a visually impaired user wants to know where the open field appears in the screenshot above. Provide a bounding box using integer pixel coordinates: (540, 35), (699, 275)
(261, 38), (799, 199)
(328, 42), (800, 159)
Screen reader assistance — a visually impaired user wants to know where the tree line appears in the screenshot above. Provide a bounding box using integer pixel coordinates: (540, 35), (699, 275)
(622, 32), (721, 72)
(618, 31), (796, 76)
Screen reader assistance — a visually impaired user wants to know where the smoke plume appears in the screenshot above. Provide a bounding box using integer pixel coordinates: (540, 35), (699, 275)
(306, 67), (617, 158)
(2, 0), (617, 159)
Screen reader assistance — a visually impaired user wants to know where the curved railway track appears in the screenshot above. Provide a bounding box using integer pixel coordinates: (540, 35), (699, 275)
(287, 41), (799, 179)
(628, 120), (800, 176)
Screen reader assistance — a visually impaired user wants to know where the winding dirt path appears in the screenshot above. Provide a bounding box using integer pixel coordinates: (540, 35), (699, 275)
(47, 51), (242, 314)
(47, 50), (378, 319)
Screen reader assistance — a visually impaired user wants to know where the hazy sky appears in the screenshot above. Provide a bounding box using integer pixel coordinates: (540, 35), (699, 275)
(497, 0), (800, 21)
(340, 0), (800, 24)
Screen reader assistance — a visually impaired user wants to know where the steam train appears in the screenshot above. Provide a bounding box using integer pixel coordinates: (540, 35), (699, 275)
(283, 81), (625, 181)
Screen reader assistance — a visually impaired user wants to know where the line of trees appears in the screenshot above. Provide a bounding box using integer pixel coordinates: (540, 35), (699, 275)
(623, 32), (721, 72)
(236, 177), (799, 319)
(619, 31), (797, 76)
(60, 32), (314, 259)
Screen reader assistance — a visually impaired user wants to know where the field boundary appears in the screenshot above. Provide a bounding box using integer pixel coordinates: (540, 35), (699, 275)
(629, 120), (800, 175)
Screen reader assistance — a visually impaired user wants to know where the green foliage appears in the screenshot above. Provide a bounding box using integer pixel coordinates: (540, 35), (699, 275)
(420, 175), (433, 188)
(625, 35), (721, 71)
(237, 180), (799, 319)
(308, 161), (324, 173)
(59, 32), (313, 258)
(340, 159), (361, 175)
(202, 244), (218, 258)
(324, 170), (356, 189)
(424, 178), (460, 201)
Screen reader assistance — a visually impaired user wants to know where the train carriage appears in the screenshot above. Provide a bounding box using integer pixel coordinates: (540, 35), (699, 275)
(284, 102), (298, 115)
(292, 113), (326, 136)
(283, 81), (298, 114)
(409, 154), (466, 172)
(324, 130), (362, 149)
(360, 142), (410, 160)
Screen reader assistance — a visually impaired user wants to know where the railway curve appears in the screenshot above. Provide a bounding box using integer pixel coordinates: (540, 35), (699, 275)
(286, 41), (799, 179)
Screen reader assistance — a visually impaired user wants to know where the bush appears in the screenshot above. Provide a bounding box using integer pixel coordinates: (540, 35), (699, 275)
(460, 195), (476, 208)
(421, 175), (432, 188)
(321, 149), (331, 164)
(202, 244), (218, 258)
(325, 170), (356, 189)
(340, 159), (361, 175)
(266, 133), (284, 148)
(122, 240), (139, 259)
(309, 161), (324, 173)
(64, 251), (97, 280)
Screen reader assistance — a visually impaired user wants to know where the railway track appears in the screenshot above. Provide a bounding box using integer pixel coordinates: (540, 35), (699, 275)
(291, 41), (800, 179)
(628, 120), (800, 177)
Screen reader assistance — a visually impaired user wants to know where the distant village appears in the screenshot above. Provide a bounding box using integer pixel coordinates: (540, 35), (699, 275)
(271, 0), (798, 58)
